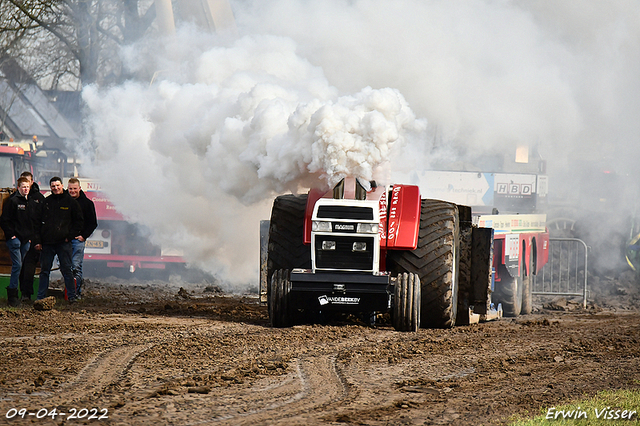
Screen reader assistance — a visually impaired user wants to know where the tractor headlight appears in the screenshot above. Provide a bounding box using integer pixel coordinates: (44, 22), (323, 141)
(322, 240), (336, 250)
(356, 223), (378, 234)
(312, 221), (332, 232)
(352, 241), (367, 252)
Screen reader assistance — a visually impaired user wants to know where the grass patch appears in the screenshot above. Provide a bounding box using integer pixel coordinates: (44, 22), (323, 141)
(511, 389), (640, 425)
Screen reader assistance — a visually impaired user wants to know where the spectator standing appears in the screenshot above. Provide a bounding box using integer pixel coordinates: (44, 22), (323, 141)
(34, 177), (83, 303)
(17, 171), (45, 302)
(1, 177), (35, 306)
(67, 178), (97, 298)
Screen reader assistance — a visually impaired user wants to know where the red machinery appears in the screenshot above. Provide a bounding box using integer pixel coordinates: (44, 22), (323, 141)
(262, 177), (549, 331)
(70, 179), (186, 277)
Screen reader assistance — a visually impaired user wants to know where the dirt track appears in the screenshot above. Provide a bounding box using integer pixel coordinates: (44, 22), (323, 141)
(1, 276), (639, 426)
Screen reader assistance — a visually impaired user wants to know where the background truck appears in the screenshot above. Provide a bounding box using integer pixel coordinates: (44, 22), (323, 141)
(63, 178), (188, 279)
(261, 175), (550, 331)
(0, 139), (48, 277)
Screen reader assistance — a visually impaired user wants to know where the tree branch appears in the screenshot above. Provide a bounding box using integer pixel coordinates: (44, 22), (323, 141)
(6, 0), (80, 60)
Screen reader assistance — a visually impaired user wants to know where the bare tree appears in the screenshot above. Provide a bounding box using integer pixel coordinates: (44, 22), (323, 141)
(0, 0), (156, 90)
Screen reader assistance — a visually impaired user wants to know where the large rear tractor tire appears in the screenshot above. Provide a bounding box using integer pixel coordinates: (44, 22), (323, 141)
(269, 269), (292, 327)
(456, 224), (473, 325)
(267, 194), (311, 322)
(388, 199), (460, 328)
(494, 265), (523, 317)
(393, 272), (421, 332)
(267, 194), (312, 281)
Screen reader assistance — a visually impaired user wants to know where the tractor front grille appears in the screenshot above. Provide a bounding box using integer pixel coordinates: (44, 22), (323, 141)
(314, 235), (375, 271)
(317, 205), (374, 220)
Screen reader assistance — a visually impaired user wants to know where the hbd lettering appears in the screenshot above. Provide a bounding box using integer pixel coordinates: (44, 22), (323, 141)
(546, 406), (637, 420)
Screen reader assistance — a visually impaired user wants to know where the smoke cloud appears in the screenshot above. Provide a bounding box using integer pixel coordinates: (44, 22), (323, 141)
(81, 0), (640, 287)
(82, 29), (426, 286)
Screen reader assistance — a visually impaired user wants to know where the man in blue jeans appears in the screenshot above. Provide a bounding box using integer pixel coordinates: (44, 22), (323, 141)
(0, 177), (35, 306)
(67, 178), (97, 298)
(17, 171), (45, 302)
(34, 177), (83, 303)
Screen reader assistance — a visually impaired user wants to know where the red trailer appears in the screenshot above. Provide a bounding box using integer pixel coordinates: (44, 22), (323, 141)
(67, 179), (187, 277)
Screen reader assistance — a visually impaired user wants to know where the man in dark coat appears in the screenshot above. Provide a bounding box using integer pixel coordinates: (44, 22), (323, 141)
(34, 177), (83, 302)
(17, 171), (45, 302)
(67, 178), (98, 298)
(0, 177), (35, 306)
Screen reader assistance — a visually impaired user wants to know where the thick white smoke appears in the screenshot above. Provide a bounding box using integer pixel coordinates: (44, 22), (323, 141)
(82, 31), (426, 286)
(81, 0), (640, 286)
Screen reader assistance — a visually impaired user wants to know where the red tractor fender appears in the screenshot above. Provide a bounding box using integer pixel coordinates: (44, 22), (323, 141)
(385, 184), (421, 250)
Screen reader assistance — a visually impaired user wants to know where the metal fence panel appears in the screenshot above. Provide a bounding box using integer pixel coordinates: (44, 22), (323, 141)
(532, 238), (588, 308)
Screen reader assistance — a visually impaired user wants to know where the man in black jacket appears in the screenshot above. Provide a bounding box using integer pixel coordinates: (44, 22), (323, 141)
(67, 178), (98, 298)
(34, 177), (83, 302)
(0, 177), (35, 306)
(17, 171), (45, 302)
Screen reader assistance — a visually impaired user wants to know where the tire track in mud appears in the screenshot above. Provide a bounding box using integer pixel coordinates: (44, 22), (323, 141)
(48, 343), (155, 405)
(102, 345), (351, 425)
(185, 353), (349, 425)
(242, 354), (348, 423)
(6, 319), (361, 424)
(58, 321), (226, 404)
(15, 321), (228, 411)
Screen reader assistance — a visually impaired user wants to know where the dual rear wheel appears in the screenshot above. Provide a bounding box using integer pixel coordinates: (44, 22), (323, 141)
(494, 265), (523, 317)
(393, 272), (421, 332)
(494, 249), (533, 317)
(270, 269), (292, 328)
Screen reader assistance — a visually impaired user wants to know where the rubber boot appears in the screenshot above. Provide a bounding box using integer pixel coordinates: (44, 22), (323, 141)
(64, 278), (77, 301)
(75, 278), (82, 299)
(7, 287), (20, 307)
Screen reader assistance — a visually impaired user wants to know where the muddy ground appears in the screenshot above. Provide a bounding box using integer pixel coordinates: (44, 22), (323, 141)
(1, 271), (639, 426)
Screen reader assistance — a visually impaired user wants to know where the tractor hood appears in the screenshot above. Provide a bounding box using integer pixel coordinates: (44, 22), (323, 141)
(303, 177), (421, 251)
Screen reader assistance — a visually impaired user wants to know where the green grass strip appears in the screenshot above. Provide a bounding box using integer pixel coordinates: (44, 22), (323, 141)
(511, 389), (640, 425)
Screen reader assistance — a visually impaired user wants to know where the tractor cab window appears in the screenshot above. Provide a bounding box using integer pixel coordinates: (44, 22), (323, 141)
(0, 157), (14, 188)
